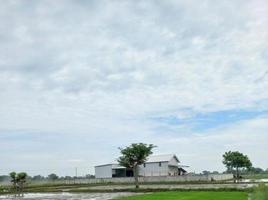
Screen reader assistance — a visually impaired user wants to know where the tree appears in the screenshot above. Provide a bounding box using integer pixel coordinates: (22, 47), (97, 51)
(17, 172), (27, 192)
(222, 151), (252, 181)
(32, 175), (44, 180)
(118, 143), (155, 189)
(64, 176), (72, 180)
(85, 174), (95, 179)
(0, 175), (9, 183)
(202, 170), (210, 175)
(10, 172), (17, 190)
(47, 173), (58, 181)
(250, 167), (264, 174)
(9, 172), (28, 195)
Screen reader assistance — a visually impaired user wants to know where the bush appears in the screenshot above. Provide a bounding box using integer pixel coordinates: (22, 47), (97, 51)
(252, 183), (268, 200)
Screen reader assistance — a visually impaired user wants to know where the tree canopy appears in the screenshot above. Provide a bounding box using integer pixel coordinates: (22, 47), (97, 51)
(222, 151), (252, 179)
(118, 143), (155, 188)
(47, 173), (59, 180)
(9, 171), (28, 195)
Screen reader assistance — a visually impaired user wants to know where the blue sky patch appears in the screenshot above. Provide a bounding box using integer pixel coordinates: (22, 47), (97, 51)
(151, 109), (268, 132)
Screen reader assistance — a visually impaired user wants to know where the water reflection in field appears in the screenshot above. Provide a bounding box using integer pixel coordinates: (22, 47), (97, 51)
(0, 192), (136, 200)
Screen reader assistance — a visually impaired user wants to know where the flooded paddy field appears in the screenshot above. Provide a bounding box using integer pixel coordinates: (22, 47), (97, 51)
(0, 192), (137, 200)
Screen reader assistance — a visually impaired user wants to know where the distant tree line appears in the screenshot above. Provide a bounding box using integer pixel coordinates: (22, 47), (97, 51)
(224, 167), (268, 175)
(30, 173), (95, 181)
(201, 170), (220, 175)
(200, 168), (268, 176)
(0, 173), (95, 183)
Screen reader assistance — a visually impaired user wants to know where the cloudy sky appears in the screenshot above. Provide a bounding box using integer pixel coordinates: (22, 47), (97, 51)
(0, 0), (268, 176)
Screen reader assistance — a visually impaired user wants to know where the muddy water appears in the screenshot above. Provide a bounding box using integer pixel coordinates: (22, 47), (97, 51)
(0, 192), (137, 200)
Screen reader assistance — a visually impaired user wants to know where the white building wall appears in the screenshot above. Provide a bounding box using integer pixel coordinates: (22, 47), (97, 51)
(138, 162), (169, 176)
(168, 157), (179, 166)
(168, 166), (179, 176)
(95, 165), (113, 178)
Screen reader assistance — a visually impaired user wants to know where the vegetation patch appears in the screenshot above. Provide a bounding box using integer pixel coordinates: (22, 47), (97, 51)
(244, 174), (268, 180)
(251, 183), (268, 200)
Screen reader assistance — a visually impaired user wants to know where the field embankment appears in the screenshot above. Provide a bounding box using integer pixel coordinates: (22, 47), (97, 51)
(0, 181), (263, 195)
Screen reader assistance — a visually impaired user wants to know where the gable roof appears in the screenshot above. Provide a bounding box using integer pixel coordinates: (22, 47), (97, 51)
(94, 163), (125, 169)
(145, 154), (180, 163)
(95, 154), (180, 167)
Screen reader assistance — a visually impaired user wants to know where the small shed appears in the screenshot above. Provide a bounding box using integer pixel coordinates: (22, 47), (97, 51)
(95, 164), (133, 178)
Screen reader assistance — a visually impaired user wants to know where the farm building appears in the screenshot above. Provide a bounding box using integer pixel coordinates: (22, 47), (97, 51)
(95, 154), (188, 178)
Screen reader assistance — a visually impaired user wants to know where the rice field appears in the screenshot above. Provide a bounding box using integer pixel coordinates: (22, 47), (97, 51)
(115, 191), (248, 200)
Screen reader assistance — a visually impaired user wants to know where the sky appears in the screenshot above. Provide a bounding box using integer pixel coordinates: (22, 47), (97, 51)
(0, 0), (268, 177)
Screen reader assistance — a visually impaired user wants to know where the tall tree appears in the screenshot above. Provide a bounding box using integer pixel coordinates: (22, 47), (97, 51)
(9, 172), (17, 191)
(118, 143), (155, 189)
(9, 172), (28, 195)
(222, 151), (252, 181)
(17, 172), (27, 192)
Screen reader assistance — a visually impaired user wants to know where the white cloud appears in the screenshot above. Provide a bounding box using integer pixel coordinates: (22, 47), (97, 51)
(0, 0), (267, 175)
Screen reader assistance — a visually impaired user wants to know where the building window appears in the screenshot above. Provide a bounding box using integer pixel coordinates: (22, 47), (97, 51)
(143, 163), (146, 168)
(159, 162), (162, 167)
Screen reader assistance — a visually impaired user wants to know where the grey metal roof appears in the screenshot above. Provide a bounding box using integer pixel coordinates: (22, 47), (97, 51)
(95, 163), (126, 168)
(178, 164), (189, 168)
(94, 163), (114, 167)
(95, 154), (180, 167)
(146, 154), (180, 163)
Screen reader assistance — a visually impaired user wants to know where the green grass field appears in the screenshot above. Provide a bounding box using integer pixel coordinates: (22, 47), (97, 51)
(116, 191), (248, 200)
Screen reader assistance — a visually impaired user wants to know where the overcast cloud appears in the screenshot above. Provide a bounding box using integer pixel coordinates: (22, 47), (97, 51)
(0, 0), (268, 176)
